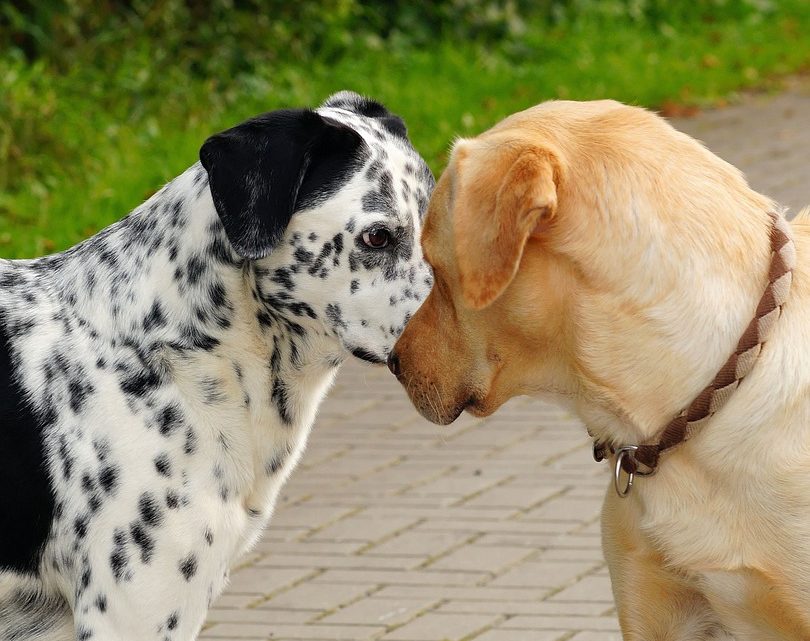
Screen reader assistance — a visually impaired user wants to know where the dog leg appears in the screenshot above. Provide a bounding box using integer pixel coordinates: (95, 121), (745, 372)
(69, 540), (225, 641)
(0, 572), (75, 641)
(601, 488), (731, 641)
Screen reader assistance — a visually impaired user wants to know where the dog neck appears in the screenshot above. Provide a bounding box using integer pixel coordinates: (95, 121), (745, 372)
(569, 188), (781, 449)
(39, 164), (345, 421)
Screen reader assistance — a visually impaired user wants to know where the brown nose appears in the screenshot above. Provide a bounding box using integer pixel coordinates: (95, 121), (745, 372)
(387, 351), (401, 377)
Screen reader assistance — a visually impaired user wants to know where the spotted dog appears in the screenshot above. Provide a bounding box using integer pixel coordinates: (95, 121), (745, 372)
(0, 91), (434, 641)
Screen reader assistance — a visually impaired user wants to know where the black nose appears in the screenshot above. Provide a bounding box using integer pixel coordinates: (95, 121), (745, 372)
(387, 351), (401, 377)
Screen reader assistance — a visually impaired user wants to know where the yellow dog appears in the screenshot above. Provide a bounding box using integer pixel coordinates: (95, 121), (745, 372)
(390, 99), (810, 640)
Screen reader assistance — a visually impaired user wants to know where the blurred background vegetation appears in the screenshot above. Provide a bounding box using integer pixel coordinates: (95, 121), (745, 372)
(1, 0), (809, 257)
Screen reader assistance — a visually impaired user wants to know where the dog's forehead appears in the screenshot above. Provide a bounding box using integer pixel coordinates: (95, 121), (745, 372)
(317, 105), (434, 223)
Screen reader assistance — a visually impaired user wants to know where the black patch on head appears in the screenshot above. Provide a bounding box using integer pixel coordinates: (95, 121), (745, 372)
(321, 91), (408, 139)
(0, 315), (56, 573)
(200, 108), (367, 259)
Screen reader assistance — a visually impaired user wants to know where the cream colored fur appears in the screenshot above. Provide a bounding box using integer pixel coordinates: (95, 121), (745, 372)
(393, 99), (810, 640)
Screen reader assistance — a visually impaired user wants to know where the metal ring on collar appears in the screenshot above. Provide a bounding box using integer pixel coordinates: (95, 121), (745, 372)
(614, 445), (638, 498)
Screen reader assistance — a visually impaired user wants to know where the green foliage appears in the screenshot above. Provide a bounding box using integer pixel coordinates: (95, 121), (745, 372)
(1, 0), (809, 257)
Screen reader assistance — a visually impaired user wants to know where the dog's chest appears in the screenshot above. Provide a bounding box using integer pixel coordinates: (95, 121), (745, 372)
(11, 306), (336, 591)
(637, 458), (810, 638)
(130, 347), (339, 562)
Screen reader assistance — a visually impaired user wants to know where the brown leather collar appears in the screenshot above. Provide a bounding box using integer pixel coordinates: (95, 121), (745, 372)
(593, 211), (795, 495)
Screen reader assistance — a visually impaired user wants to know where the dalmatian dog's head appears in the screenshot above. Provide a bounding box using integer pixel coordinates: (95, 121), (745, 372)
(200, 91), (435, 363)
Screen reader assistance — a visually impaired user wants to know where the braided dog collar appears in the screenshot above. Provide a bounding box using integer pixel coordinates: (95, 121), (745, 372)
(593, 210), (796, 496)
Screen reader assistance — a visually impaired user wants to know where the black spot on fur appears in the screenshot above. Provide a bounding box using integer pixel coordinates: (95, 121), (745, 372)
(186, 255), (206, 285)
(130, 521), (155, 563)
(154, 453), (172, 477)
(110, 528), (130, 582)
(271, 268), (295, 291)
(165, 489), (180, 510)
(158, 404), (183, 436)
(184, 427), (198, 455)
(179, 554), (197, 581)
(120, 367), (163, 398)
(74, 515), (89, 539)
(143, 300), (167, 332)
(167, 612), (179, 630)
(98, 465), (119, 495)
(68, 376), (94, 415)
(325, 303), (347, 330)
(271, 379), (293, 425)
(138, 492), (164, 527)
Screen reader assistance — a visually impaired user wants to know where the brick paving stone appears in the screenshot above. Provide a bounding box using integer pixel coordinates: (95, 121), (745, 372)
(206, 608), (315, 625)
(257, 581), (376, 612)
(258, 552), (421, 571)
(380, 613), (501, 641)
(225, 567), (316, 597)
(567, 632), (624, 641)
(372, 585), (553, 602)
(202, 79), (810, 641)
(306, 515), (420, 544)
(469, 631), (565, 641)
(436, 601), (611, 616)
(489, 560), (602, 589)
(427, 544), (534, 573)
(499, 615), (620, 632)
(202, 622), (383, 639)
(365, 529), (475, 558)
(310, 568), (491, 587)
(319, 596), (439, 627)
(548, 576), (615, 603)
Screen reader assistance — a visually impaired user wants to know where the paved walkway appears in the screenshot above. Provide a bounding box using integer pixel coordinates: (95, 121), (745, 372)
(201, 78), (810, 641)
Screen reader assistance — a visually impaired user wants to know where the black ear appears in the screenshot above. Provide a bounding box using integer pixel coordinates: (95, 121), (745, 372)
(321, 90), (408, 139)
(200, 109), (364, 259)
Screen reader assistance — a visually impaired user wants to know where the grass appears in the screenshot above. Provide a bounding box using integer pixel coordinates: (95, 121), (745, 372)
(2, 3), (810, 258)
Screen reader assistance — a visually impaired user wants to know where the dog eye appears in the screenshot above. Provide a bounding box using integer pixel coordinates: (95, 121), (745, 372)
(361, 228), (391, 249)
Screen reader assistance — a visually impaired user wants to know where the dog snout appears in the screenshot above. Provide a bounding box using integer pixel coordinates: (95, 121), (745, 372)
(387, 351), (401, 377)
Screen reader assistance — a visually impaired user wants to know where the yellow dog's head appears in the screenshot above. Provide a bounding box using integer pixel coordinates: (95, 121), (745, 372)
(389, 99), (773, 441)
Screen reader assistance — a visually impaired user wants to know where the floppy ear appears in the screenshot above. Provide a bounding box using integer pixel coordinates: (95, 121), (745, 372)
(453, 144), (558, 310)
(200, 109), (364, 259)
